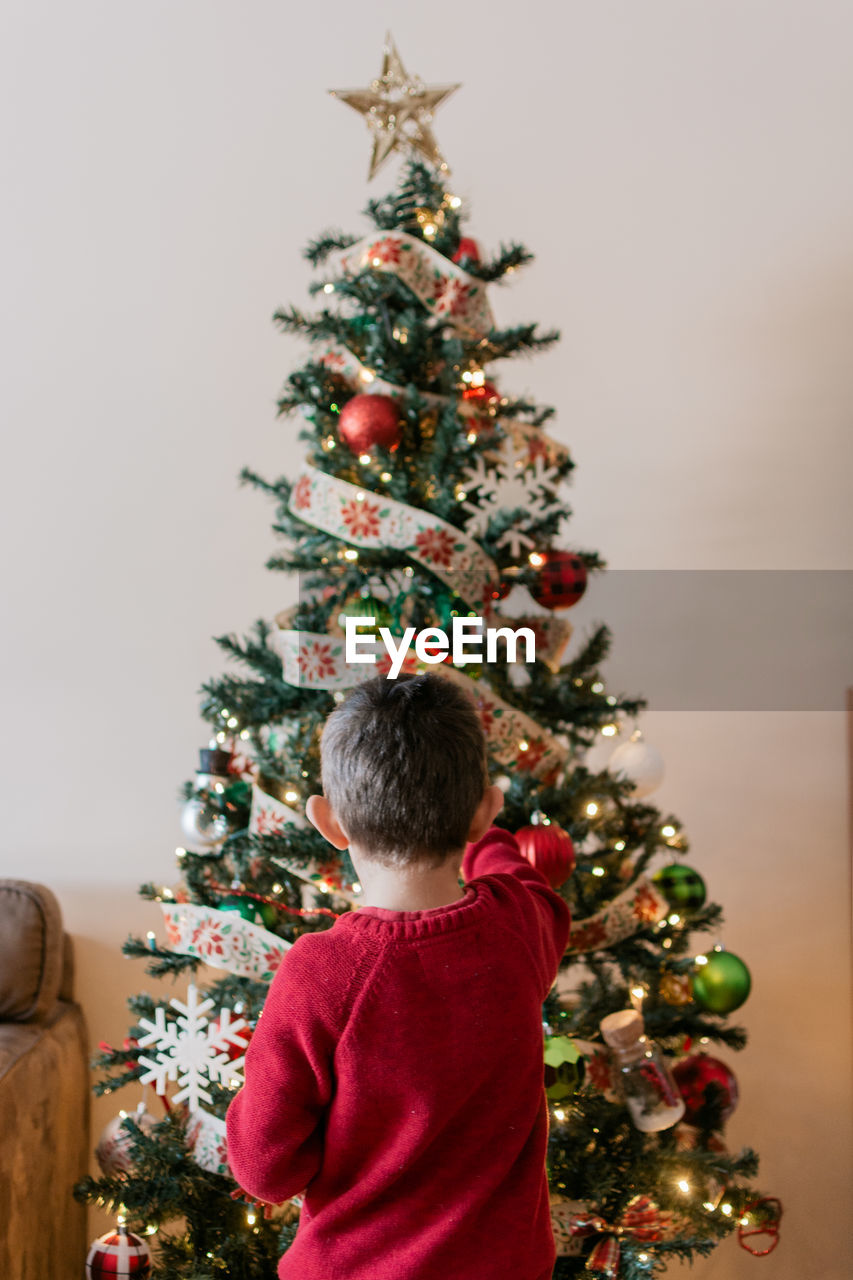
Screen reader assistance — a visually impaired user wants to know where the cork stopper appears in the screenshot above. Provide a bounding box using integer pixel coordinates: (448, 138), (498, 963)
(600, 1008), (645, 1051)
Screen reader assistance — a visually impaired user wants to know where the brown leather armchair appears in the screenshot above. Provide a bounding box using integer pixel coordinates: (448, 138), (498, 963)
(0, 880), (89, 1278)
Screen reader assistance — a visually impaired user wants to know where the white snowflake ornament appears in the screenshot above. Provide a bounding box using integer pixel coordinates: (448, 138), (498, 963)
(460, 438), (563, 557)
(137, 983), (248, 1111)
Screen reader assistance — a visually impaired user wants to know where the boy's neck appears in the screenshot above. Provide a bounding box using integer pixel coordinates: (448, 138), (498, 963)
(351, 848), (465, 912)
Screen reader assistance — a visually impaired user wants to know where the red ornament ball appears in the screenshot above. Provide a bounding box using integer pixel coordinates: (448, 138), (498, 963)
(338, 394), (401, 454)
(86, 1227), (151, 1279)
(210, 1014), (253, 1062)
(530, 551), (588, 610)
(452, 237), (481, 266)
(515, 823), (575, 889)
(671, 1053), (739, 1129)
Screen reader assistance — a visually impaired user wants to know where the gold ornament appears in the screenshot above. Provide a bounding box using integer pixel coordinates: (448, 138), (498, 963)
(329, 33), (460, 180)
(659, 971), (693, 1006)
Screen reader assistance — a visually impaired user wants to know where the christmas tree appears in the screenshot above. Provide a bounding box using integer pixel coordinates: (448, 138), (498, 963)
(77, 38), (779, 1280)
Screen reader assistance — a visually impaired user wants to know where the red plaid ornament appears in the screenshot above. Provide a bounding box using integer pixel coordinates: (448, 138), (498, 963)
(530, 550), (587, 610)
(85, 1226), (151, 1278)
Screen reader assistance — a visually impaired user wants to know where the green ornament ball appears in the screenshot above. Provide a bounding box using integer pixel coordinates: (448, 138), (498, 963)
(692, 950), (752, 1014)
(219, 895), (259, 923)
(653, 864), (707, 912)
(258, 902), (279, 930)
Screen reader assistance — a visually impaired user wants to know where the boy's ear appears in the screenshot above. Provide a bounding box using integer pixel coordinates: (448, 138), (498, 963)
(305, 795), (350, 850)
(465, 784), (505, 845)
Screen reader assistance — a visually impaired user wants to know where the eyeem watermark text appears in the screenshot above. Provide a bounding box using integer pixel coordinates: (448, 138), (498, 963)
(345, 615), (536, 678)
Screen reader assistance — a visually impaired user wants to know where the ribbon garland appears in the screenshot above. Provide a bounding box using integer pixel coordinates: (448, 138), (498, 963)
(160, 903), (291, 982)
(334, 232), (495, 338)
(272, 628), (568, 783)
(566, 878), (669, 953)
(290, 463), (498, 610)
(248, 783), (358, 900)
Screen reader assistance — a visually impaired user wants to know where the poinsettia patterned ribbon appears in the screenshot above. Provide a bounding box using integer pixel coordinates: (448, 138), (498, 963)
(248, 783), (357, 901)
(566, 878), (668, 953)
(288, 465), (572, 669)
(187, 1106), (230, 1176)
(272, 628), (567, 782)
(290, 464), (497, 611)
(334, 232), (495, 337)
(567, 1195), (664, 1276)
(316, 340), (570, 468)
(160, 903), (291, 982)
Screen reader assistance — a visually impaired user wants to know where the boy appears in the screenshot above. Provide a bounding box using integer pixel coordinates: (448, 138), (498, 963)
(226, 673), (570, 1279)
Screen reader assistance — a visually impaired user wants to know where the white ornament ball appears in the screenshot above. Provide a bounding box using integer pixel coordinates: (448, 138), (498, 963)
(95, 1105), (156, 1176)
(608, 736), (665, 798)
(180, 798), (229, 847)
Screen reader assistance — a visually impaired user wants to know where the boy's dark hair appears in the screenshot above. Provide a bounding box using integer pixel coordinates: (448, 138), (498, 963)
(320, 673), (489, 865)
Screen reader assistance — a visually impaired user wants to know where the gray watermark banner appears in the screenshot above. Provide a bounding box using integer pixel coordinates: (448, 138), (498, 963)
(565, 570), (852, 711)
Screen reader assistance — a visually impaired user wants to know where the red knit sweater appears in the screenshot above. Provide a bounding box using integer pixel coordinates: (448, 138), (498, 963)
(226, 827), (570, 1279)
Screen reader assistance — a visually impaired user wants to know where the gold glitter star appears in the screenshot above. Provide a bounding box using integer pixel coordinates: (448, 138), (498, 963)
(329, 34), (460, 181)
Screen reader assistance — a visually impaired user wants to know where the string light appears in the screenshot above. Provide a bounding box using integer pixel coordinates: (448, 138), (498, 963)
(661, 824), (677, 839)
(668, 913), (681, 925)
(359, 453), (372, 465)
(284, 789), (299, 804)
(553, 1108), (566, 1122)
(614, 840), (626, 851)
(695, 954), (709, 966)
(703, 1201), (716, 1212)
(607, 695), (618, 705)
(246, 1208), (256, 1226)
(585, 801), (599, 817)
(591, 681), (604, 693)
(322, 436), (337, 451)
(272, 883), (283, 894)
(322, 283), (334, 294)
(677, 1179), (690, 1194)
(601, 723), (618, 737)
(239, 729), (250, 740)
(662, 938), (673, 949)
(518, 738), (530, 752)
(528, 551), (545, 567)
(343, 549), (359, 562)
(146, 932), (156, 951)
(220, 708), (230, 719)
(721, 1202), (733, 1216)
(175, 847), (186, 859)
(380, 471), (392, 482)
(447, 195), (462, 209)
(466, 431), (477, 444)
(592, 866), (605, 877)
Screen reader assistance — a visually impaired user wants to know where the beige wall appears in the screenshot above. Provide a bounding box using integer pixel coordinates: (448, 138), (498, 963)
(1, 2), (850, 1275)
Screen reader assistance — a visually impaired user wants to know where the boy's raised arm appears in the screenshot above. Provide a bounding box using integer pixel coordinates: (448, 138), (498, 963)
(462, 826), (570, 991)
(226, 944), (337, 1205)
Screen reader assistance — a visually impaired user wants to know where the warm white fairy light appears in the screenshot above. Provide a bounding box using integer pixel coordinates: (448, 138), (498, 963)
(318, 881), (330, 894)
(322, 283), (334, 294)
(216, 731), (227, 744)
(272, 883), (283, 895)
(518, 738), (530, 752)
(461, 370), (473, 383)
(677, 1179), (690, 1194)
(359, 368), (375, 383)
(601, 723), (618, 737)
(695, 954), (709, 966)
(703, 1201), (716, 1212)
(343, 549), (359, 562)
(470, 370), (486, 387)
(607, 695), (618, 705)
(351, 882), (362, 895)
(359, 453), (372, 465)
(661, 824), (677, 838)
(614, 840), (626, 851)
(404, 566), (414, 577)
(662, 938), (672, 949)
(214, 782), (225, 794)
(456, 488), (468, 501)
(239, 729), (250, 740)
(380, 471), (392, 482)
(246, 1208), (256, 1226)
(668, 913), (681, 925)
(175, 847), (186, 859)
(323, 436), (336, 451)
(721, 1202), (733, 1216)
(447, 195), (462, 208)
(591, 681), (604, 693)
(553, 1108), (566, 1122)
(700, 1036), (710, 1045)
(146, 1224), (158, 1235)
(592, 866), (605, 877)
(528, 551), (545, 567)
(585, 801), (599, 817)
(284, 789), (299, 804)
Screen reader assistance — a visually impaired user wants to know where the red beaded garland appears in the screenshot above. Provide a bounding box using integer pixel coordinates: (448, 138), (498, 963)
(338, 394), (402, 453)
(515, 823), (575, 889)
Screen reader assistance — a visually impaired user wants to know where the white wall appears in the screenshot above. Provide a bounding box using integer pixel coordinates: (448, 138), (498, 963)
(1, 2), (850, 1275)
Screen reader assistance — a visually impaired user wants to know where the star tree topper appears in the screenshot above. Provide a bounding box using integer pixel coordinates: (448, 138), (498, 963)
(329, 34), (460, 180)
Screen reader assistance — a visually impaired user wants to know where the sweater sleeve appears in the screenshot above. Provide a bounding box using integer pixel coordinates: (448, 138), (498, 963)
(462, 826), (570, 995)
(225, 934), (342, 1204)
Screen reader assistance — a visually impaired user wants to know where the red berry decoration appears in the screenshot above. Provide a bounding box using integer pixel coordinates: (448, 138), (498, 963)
(515, 823), (575, 889)
(338, 394), (401, 454)
(530, 550), (588, 610)
(86, 1226), (151, 1279)
(671, 1053), (739, 1129)
(452, 237), (481, 265)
